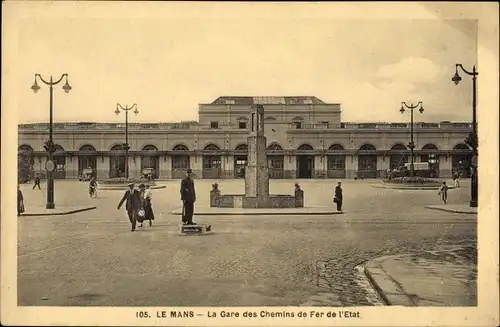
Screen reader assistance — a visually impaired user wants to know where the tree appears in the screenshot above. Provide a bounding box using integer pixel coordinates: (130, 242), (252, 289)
(464, 132), (478, 153)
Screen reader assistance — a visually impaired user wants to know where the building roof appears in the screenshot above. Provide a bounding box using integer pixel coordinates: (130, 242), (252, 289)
(210, 96), (326, 105)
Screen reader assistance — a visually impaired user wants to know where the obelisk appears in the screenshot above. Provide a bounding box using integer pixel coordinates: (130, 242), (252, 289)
(244, 104), (270, 207)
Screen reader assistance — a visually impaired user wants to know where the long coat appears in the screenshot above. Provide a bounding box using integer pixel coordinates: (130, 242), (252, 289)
(17, 189), (24, 214)
(180, 177), (196, 202)
(334, 185), (343, 200)
(117, 189), (141, 212)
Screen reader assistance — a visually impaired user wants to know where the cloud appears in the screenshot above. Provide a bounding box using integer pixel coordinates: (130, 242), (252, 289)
(375, 57), (441, 85)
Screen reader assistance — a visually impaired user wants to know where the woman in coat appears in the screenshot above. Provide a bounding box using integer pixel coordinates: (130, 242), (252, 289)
(143, 184), (155, 226)
(17, 185), (25, 216)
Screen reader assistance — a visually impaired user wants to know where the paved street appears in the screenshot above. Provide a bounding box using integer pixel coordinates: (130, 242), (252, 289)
(17, 179), (476, 306)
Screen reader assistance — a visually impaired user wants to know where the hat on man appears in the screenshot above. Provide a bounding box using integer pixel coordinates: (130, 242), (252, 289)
(128, 183), (135, 187)
(187, 168), (193, 174)
(138, 183), (146, 188)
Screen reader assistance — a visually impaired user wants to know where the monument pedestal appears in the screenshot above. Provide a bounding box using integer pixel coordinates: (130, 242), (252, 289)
(179, 224), (212, 235)
(208, 104), (304, 209)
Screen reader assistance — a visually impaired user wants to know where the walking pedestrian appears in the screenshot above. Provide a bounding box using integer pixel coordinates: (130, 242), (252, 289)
(438, 181), (448, 204)
(117, 183), (141, 232)
(333, 181), (343, 212)
(32, 174), (41, 190)
(180, 168), (196, 225)
(143, 184), (154, 226)
(453, 171), (460, 188)
(17, 185), (25, 217)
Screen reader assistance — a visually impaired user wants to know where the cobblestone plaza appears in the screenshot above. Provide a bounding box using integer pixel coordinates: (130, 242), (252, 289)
(17, 179), (476, 306)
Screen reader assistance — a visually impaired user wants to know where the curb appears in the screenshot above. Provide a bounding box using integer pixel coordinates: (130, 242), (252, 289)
(100, 185), (167, 190)
(21, 206), (97, 217)
(363, 263), (391, 306)
(171, 209), (344, 216)
(363, 255), (415, 306)
(373, 184), (456, 191)
(424, 205), (477, 215)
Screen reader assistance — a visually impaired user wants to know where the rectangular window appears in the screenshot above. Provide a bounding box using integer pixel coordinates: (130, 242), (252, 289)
(210, 121), (219, 129)
(251, 113), (255, 132)
(239, 122), (247, 129)
(294, 122), (302, 129)
(320, 121), (330, 128)
(327, 156), (346, 170)
(172, 156), (190, 169)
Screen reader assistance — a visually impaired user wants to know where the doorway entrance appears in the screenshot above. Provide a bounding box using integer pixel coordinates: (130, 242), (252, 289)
(296, 144), (315, 178)
(296, 155), (314, 178)
(234, 144), (248, 178)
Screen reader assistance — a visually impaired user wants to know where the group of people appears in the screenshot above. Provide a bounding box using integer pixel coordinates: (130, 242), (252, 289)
(116, 168), (197, 231)
(117, 182), (155, 231)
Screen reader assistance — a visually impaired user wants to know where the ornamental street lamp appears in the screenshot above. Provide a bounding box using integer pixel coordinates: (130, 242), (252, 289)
(452, 63), (478, 208)
(31, 73), (72, 209)
(115, 103), (139, 179)
(400, 101), (424, 177)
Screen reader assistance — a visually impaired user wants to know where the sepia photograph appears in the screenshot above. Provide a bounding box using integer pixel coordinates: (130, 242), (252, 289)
(2, 1), (498, 326)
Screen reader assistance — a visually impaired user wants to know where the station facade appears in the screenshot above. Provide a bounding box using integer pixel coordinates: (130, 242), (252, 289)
(18, 96), (474, 180)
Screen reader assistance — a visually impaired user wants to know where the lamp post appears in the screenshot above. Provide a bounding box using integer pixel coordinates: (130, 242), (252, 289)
(115, 103), (139, 179)
(452, 64), (478, 208)
(31, 74), (72, 209)
(400, 101), (424, 177)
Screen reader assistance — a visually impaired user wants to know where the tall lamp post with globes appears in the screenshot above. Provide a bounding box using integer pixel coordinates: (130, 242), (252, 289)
(114, 103), (139, 179)
(31, 73), (72, 209)
(452, 63), (478, 208)
(400, 101), (424, 177)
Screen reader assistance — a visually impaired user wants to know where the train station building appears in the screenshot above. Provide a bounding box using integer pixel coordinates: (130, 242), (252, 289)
(18, 96), (474, 180)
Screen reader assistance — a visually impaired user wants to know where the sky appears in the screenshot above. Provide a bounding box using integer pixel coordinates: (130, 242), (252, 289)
(6, 2), (478, 124)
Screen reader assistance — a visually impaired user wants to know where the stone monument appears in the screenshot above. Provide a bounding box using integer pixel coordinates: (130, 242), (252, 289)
(210, 104), (303, 208)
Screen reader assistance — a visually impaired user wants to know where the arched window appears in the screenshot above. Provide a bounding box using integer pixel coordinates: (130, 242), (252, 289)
(452, 143), (472, 178)
(172, 144), (189, 151)
(267, 143), (283, 151)
(358, 144), (377, 178)
(110, 144), (126, 178)
(18, 145), (34, 152)
(297, 144), (314, 151)
(204, 144), (221, 151)
(454, 143), (470, 150)
(329, 144), (344, 151)
(234, 144), (248, 151)
(52, 145), (66, 179)
(327, 144), (346, 178)
(389, 144), (408, 170)
(202, 144), (221, 178)
(421, 144), (439, 178)
(141, 145), (159, 178)
(142, 145), (158, 151)
(79, 144), (97, 152)
(422, 144), (438, 150)
(78, 144), (97, 174)
(390, 144), (407, 150)
(359, 144), (376, 151)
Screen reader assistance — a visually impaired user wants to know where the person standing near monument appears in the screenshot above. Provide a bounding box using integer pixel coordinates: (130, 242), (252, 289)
(334, 182), (343, 212)
(117, 183), (141, 232)
(180, 168), (196, 225)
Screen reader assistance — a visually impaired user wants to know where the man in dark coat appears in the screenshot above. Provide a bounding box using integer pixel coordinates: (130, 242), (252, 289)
(334, 181), (343, 212)
(117, 183), (141, 232)
(180, 168), (196, 225)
